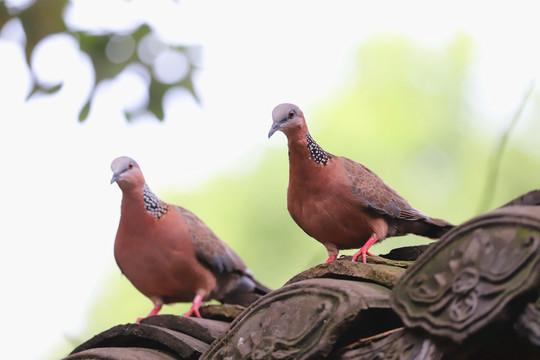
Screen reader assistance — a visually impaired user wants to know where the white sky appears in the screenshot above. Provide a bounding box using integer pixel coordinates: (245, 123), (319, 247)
(1, 1), (539, 359)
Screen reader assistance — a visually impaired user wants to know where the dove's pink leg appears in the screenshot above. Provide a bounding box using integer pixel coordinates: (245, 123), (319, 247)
(352, 234), (379, 263)
(325, 254), (338, 263)
(183, 294), (203, 317)
(137, 301), (163, 323)
(147, 303), (163, 316)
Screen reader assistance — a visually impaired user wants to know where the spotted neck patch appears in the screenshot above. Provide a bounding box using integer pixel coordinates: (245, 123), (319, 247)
(306, 133), (332, 165)
(142, 183), (169, 219)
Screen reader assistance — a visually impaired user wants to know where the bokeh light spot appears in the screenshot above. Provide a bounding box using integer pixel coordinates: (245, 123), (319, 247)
(153, 49), (189, 84)
(105, 35), (136, 64)
(137, 33), (167, 65)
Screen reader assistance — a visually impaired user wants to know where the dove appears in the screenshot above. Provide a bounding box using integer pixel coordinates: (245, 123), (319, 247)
(111, 156), (269, 319)
(269, 103), (453, 263)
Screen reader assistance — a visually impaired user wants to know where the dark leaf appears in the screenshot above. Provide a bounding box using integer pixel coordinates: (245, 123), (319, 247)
(77, 32), (128, 84)
(124, 111), (134, 122)
(0, 3), (9, 31)
(148, 78), (169, 121)
(130, 23), (152, 43)
(179, 67), (201, 103)
(17, 0), (68, 65)
(26, 82), (63, 100)
(78, 99), (92, 122)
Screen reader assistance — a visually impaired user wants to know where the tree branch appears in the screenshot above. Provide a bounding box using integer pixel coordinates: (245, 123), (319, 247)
(478, 82), (535, 213)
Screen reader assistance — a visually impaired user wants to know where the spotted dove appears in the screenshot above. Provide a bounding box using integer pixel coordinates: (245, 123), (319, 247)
(268, 103), (454, 263)
(111, 156), (270, 320)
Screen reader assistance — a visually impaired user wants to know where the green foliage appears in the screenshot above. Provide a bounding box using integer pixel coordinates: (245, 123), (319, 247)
(0, 0), (199, 121)
(57, 33), (540, 360)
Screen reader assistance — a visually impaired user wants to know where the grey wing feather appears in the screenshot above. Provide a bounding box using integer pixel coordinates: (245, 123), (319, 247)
(342, 158), (426, 221)
(175, 206), (246, 274)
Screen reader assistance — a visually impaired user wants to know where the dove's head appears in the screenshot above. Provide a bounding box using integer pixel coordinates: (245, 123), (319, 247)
(268, 103), (306, 138)
(110, 156), (145, 190)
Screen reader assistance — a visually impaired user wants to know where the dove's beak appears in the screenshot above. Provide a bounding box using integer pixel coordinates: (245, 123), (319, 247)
(268, 122), (283, 138)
